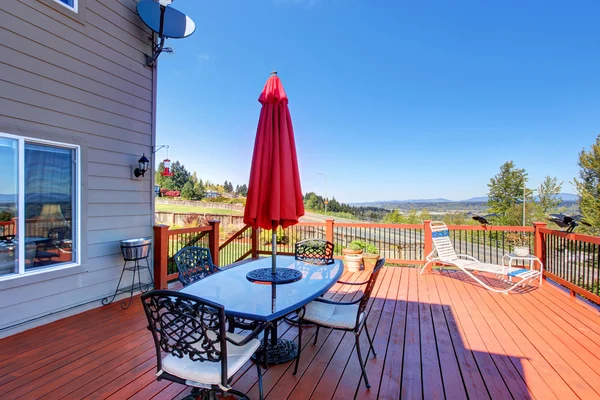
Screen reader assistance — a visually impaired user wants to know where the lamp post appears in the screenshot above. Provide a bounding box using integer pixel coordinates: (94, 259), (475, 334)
(522, 180), (537, 226)
(318, 172), (328, 215)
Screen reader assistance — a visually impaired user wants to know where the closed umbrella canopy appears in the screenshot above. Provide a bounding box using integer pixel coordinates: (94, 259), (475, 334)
(244, 72), (304, 231)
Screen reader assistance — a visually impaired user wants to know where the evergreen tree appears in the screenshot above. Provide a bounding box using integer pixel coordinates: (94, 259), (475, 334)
(537, 176), (563, 214)
(487, 161), (533, 225)
(573, 135), (600, 234)
(181, 182), (195, 200)
(238, 184), (248, 197)
(194, 179), (206, 200)
(169, 161), (191, 191)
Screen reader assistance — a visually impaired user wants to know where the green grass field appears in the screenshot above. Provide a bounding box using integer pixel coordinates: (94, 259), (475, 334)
(155, 203), (243, 216)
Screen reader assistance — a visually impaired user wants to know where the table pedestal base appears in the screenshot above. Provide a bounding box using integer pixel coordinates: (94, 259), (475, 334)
(253, 338), (298, 365)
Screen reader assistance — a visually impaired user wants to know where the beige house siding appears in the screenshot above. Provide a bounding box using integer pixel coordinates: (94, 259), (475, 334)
(0, 0), (156, 335)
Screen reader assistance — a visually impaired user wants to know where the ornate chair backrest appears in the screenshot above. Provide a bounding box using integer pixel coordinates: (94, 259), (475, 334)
(430, 221), (458, 261)
(357, 257), (385, 323)
(174, 246), (219, 286)
(141, 290), (228, 387)
(295, 239), (334, 265)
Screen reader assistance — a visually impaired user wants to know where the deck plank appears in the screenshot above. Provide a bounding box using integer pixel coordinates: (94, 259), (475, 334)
(335, 264), (398, 399)
(423, 271), (468, 400)
(0, 266), (599, 399)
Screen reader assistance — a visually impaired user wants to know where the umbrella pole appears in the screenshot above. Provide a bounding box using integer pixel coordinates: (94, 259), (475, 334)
(272, 222), (277, 275)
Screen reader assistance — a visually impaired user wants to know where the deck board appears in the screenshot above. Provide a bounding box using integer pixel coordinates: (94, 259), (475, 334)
(1, 266), (600, 399)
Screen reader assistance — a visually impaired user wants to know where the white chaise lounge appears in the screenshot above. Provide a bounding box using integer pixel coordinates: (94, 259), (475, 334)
(421, 221), (542, 294)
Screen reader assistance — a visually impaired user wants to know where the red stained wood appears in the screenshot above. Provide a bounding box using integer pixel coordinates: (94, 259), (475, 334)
(1, 266), (600, 399)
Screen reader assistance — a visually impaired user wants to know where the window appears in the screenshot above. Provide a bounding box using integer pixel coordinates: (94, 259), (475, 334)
(0, 133), (79, 278)
(52, 0), (78, 12)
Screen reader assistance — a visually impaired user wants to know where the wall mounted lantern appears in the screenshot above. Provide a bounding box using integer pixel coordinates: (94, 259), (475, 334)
(133, 153), (150, 178)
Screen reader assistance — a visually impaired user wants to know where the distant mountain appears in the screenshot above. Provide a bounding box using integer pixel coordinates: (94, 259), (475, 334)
(0, 194), (16, 203)
(352, 198), (452, 205)
(400, 198), (452, 203)
(463, 196), (488, 203)
(556, 193), (578, 202)
(351, 193), (579, 206)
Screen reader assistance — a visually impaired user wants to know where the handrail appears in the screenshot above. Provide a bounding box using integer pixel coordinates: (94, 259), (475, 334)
(153, 221), (219, 289)
(153, 218), (600, 306)
(539, 227), (600, 245)
(219, 224), (251, 250)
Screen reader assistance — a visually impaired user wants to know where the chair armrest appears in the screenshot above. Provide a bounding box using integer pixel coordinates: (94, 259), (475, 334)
(336, 279), (370, 286)
(456, 254), (480, 262)
(226, 322), (267, 347)
(313, 296), (362, 306)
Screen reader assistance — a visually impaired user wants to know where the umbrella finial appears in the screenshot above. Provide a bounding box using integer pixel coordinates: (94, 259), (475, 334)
(271, 71), (278, 75)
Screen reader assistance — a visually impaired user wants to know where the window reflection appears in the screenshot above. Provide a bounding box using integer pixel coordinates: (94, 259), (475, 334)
(25, 144), (75, 270)
(0, 138), (17, 276)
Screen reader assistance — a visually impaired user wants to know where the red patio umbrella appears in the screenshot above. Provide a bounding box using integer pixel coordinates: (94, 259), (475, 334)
(244, 72), (305, 279)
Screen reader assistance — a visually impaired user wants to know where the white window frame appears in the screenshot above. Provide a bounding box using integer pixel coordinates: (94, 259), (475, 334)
(0, 132), (81, 281)
(51, 0), (78, 13)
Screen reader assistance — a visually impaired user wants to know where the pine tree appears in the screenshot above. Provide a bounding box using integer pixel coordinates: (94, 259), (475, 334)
(487, 161), (533, 225)
(537, 176), (563, 214)
(181, 182), (195, 200)
(573, 135), (600, 234)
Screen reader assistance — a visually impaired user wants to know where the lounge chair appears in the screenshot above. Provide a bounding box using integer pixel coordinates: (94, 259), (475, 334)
(421, 221), (541, 293)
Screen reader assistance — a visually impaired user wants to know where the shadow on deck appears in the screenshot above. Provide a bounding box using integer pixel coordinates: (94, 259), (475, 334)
(1, 266), (599, 399)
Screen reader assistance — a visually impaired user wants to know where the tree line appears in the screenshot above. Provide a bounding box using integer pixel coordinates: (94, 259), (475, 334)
(155, 161), (247, 201)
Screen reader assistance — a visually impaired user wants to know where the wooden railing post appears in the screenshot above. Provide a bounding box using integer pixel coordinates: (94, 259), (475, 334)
(208, 220), (220, 267)
(325, 219), (334, 243)
(251, 226), (259, 258)
(423, 220), (433, 272)
(533, 222), (547, 278)
(153, 224), (169, 290)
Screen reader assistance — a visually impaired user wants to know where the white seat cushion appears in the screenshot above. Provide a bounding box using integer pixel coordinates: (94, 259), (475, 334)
(302, 301), (363, 330)
(160, 331), (260, 386)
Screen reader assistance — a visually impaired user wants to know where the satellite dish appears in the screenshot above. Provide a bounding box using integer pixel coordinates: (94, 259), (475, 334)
(136, 0), (196, 66)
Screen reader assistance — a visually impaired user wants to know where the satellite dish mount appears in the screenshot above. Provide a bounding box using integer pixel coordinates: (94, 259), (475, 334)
(137, 0), (196, 67)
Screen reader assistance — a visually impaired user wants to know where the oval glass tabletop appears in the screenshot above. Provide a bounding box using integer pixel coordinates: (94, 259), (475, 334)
(180, 255), (343, 322)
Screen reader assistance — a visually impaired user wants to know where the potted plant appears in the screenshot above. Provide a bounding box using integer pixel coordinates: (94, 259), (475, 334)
(507, 232), (530, 256)
(362, 243), (380, 271)
(342, 240), (365, 255)
(343, 240), (365, 272)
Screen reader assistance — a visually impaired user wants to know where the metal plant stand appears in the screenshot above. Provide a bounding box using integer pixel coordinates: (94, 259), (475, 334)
(102, 238), (153, 310)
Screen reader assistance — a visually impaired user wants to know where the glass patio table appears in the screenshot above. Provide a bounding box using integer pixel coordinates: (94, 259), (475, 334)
(181, 255), (344, 364)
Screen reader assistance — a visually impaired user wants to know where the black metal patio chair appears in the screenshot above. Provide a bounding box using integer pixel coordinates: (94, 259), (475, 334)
(174, 246), (257, 332)
(294, 239), (334, 265)
(295, 257), (385, 388)
(174, 246), (221, 287)
(141, 290), (266, 400)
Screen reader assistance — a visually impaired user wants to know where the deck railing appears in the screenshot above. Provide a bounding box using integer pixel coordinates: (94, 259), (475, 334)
(153, 221), (219, 289)
(0, 220), (16, 236)
(539, 227), (600, 304)
(153, 219), (600, 305)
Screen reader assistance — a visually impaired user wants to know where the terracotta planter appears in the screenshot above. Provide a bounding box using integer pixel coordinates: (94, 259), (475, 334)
(362, 254), (380, 271)
(344, 253), (363, 272)
(342, 248), (363, 256)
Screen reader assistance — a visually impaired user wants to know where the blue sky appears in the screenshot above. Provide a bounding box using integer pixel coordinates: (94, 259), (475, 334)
(156, 0), (600, 203)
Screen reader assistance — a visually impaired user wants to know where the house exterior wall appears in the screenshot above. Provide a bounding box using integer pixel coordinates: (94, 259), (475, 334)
(0, 0), (156, 336)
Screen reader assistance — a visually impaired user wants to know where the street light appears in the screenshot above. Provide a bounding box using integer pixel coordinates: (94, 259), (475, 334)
(522, 180), (537, 226)
(318, 172), (328, 215)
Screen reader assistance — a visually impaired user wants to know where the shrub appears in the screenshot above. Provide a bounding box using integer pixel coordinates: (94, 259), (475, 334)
(364, 244), (379, 255)
(164, 190), (181, 198)
(348, 240), (367, 251)
(182, 214), (199, 228)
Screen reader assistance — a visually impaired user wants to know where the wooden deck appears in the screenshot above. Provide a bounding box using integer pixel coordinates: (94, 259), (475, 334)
(1, 266), (600, 399)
